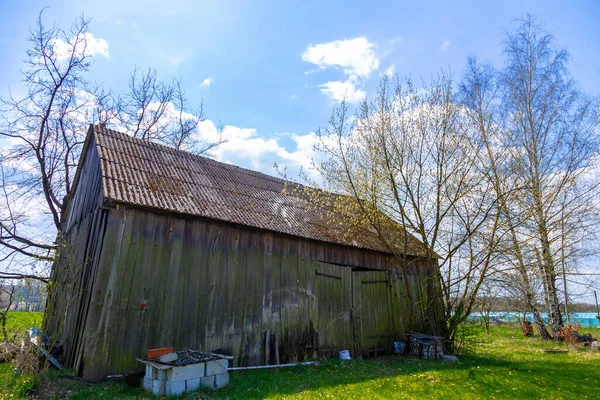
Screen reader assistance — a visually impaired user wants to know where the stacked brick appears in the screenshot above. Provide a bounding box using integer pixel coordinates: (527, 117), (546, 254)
(142, 358), (229, 396)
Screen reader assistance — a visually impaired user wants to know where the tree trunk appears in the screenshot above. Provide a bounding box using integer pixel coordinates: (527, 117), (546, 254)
(534, 195), (564, 338)
(479, 127), (552, 340)
(501, 197), (551, 340)
(1, 314), (7, 342)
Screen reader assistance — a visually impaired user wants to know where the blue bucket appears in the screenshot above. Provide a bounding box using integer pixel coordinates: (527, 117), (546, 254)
(394, 342), (406, 354)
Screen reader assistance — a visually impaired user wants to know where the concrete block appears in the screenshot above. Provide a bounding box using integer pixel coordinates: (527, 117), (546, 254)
(157, 369), (167, 381)
(216, 358), (229, 370)
(592, 341), (600, 352)
(186, 377), (200, 392)
(142, 377), (153, 391)
(441, 354), (459, 362)
(205, 359), (227, 376)
(159, 352), (179, 363)
(167, 362), (205, 382)
(145, 364), (157, 380)
(214, 372), (229, 389)
(152, 379), (165, 396)
(166, 380), (186, 396)
(200, 375), (215, 389)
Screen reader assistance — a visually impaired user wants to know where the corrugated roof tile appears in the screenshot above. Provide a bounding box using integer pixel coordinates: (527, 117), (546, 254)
(92, 125), (426, 256)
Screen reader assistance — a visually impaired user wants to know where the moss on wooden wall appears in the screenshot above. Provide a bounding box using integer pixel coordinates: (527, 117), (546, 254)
(46, 205), (442, 381)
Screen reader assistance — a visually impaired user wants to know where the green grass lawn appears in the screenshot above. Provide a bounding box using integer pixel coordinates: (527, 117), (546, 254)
(1, 311), (43, 340)
(1, 314), (599, 399)
(0, 312), (43, 397)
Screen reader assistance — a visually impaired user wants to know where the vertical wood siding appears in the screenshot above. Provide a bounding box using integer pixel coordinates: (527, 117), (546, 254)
(44, 136), (108, 370)
(62, 137), (105, 233)
(46, 205), (441, 381)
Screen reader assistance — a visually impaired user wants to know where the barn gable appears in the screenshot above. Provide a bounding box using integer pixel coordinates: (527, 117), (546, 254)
(45, 125), (443, 381)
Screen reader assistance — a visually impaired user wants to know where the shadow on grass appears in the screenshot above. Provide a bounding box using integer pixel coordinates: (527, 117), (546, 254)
(6, 350), (598, 399)
(10, 324), (600, 399)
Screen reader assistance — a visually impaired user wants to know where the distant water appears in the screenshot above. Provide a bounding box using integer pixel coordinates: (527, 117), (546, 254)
(468, 312), (600, 327)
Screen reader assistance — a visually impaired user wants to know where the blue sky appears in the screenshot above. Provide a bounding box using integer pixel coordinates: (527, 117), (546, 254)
(1, 0), (599, 177)
(1, 1), (599, 298)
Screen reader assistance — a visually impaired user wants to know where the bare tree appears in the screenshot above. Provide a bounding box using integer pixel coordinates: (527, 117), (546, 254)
(499, 15), (599, 337)
(0, 13), (94, 279)
(460, 56), (552, 339)
(0, 281), (16, 341)
(312, 74), (501, 343)
(114, 68), (221, 153)
(473, 281), (501, 336)
(460, 16), (600, 339)
(0, 11), (222, 282)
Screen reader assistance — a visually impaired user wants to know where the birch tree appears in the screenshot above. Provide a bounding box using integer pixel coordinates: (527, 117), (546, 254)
(460, 57), (552, 339)
(460, 16), (600, 338)
(499, 15), (599, 337)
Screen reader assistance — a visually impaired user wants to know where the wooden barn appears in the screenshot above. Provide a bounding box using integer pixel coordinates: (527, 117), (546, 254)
(44, 125), (442, 381)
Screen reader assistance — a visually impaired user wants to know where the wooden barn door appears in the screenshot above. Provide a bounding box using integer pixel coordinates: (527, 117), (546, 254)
(314, 263), (353, 358)
(352, 270), (395, 358)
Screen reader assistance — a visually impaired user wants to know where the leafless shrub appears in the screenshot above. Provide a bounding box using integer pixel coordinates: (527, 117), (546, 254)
(557, 323), (581, 344)
(13, 338), (42, 375)
(0, 341), (19, 362)
(521, 321), (534, 337)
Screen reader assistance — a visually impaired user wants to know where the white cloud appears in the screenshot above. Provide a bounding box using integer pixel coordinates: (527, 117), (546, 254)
(383, 65), (395, 78)
(165, 54), (185, 67)
(128, 101), (321, 179)
(52, 32), (110, 60)
(291, 94), (297, 100)
(200, 78), (212, 87)
(190, 120), (332, 180)
(440, 40), (451, 52)
(0, 184), (46, 222)
(302, 37), (379, 78)
(318, 75), (366, 104)
(94, 97), (342, 185)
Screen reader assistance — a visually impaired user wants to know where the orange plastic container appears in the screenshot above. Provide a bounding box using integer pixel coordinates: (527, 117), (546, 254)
(147, 347), (174, 359)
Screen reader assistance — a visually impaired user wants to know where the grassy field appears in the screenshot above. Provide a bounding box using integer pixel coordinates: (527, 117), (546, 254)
(1, 311), (43, 339)
(0, 312), (599, 399)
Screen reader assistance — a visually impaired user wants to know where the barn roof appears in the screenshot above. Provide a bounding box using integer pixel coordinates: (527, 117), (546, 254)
(89, 125), (427, 257)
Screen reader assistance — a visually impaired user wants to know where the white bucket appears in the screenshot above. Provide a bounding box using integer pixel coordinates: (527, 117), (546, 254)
(339, 350), (351, 360)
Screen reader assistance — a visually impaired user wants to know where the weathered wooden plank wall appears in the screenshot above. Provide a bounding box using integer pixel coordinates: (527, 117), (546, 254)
(46, 199), (441, 381)
(50, 205), (441, 381)
(44, 136), (109, 370)
(62, 136), (105, 232)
